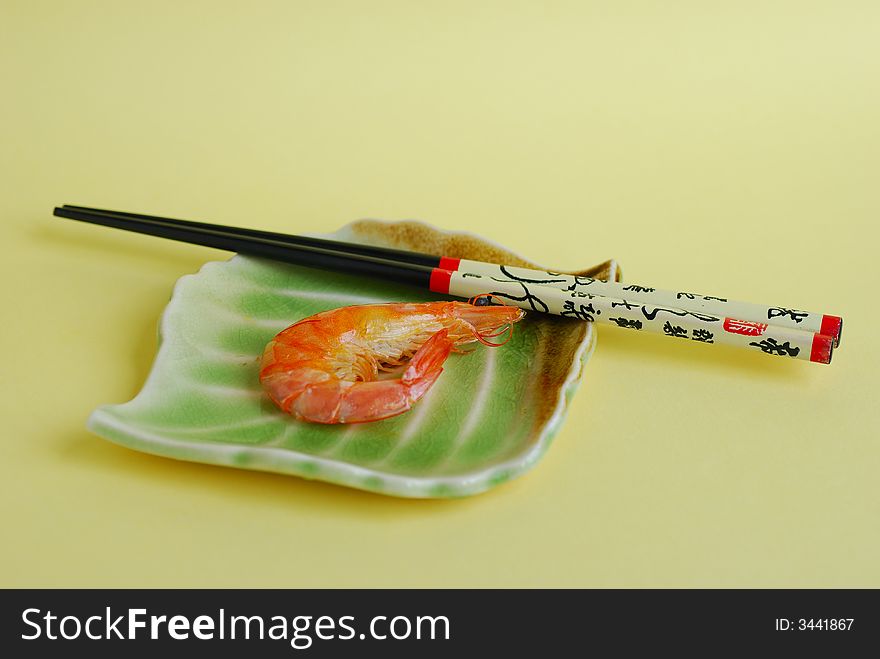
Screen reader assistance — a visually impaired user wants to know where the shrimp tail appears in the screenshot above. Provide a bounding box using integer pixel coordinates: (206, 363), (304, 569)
(291, 329), (455, 424)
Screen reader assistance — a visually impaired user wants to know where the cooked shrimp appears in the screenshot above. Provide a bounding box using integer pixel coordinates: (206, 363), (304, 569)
(259, 301), (524, 424)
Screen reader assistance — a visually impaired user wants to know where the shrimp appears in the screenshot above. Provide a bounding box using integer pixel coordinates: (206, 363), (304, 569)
(259, 300), (525, 424)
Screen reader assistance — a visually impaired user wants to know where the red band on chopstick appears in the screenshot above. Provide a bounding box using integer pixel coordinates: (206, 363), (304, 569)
(810, 334), (834, 364)
(429, 268), (453, 294)
(820, 314), (842, 346)
(438, 256), (461, 271)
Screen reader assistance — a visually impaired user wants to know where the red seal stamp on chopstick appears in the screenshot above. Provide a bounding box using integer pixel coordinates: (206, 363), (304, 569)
(723, 318), (768, 336)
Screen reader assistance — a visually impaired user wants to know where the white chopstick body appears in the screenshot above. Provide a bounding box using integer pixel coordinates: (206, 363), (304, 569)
(456, 259), (839, 344)
(446, 271), (832, 364)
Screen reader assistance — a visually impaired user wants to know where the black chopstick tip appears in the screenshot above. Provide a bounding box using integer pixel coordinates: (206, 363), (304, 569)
(54, 206), (84, 220)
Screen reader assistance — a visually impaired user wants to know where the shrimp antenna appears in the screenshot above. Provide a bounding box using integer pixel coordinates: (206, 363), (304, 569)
(467, 293), (516, 347)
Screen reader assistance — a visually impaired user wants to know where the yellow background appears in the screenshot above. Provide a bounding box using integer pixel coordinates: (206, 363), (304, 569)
(2, 1), (878, 587)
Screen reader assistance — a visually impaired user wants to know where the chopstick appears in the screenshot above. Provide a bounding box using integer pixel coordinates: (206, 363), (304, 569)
(60, 204), (440, 267)
(55, 206), (438, 289)
(53, 205), (835, 364)
(60, 204), (843, 348)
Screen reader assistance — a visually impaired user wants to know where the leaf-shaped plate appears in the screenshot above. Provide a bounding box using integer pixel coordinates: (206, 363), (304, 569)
(88, 221), (619, 498)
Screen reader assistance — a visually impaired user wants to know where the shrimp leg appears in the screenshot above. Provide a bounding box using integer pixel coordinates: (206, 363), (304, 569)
(291, 330), (455, 424)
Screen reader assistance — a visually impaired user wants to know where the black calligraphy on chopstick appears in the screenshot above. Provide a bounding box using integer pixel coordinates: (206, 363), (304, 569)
(677, 292), (728, 302)
(622, 284), (655, 293)
(663, 321), (688, 338)
(768, 307), (809, 323)
(564, 275), (597, 292)
(568, 290), (598, 299)
(641, 306), (721, 323)
(749, 338), (801, 357)
(609, 317), (642, 330)
(611, 299), (640, 311)
(561, 301), (600, 321)
(487, 281), (549, 314)
(497, 266), (568, 286)
(691, 329), (714, 343)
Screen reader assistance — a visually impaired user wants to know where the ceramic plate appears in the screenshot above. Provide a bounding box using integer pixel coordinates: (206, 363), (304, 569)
(88, 220), (619, 498)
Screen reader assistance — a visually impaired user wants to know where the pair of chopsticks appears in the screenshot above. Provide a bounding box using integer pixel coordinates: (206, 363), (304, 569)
(54, 205), (841, 364)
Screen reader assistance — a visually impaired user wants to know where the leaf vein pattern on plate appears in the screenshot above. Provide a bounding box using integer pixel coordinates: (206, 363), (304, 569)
(430, 348), (496, 473)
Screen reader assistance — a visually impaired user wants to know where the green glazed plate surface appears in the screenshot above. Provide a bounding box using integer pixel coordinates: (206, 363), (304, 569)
(88, 221), (618, 498)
